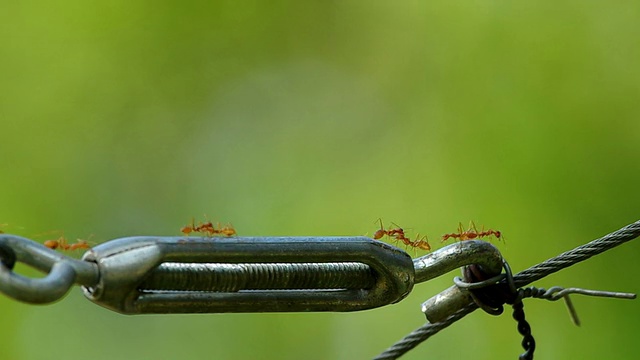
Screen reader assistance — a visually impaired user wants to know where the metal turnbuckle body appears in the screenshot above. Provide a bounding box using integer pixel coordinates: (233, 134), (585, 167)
(81, 236), (415, 314)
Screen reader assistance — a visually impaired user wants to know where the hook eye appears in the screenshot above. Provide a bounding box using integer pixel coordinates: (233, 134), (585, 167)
(0, 261), (76, 303)
(0, 235), (99, 304)
(0, 242), (16, 270)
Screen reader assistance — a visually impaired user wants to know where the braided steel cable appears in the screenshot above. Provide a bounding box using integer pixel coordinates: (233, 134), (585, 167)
(373, 304), (478, 360)
(513, 219), (640, 286)
(374, 219), (640, 360)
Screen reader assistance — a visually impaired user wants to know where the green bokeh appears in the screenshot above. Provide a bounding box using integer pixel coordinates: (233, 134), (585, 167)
(1, 1), (639, 359)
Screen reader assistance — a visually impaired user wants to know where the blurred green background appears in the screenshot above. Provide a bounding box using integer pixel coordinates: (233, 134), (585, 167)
(1, 1), (639, 359)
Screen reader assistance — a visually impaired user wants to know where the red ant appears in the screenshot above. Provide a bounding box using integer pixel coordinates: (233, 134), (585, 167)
(441, 222), (478, 242)
(466, 222), (503, 241)
(441, 232), (460, 242)
(196, 221), (219, 237)
(219, 223), (237, 237)
(403, 234), (431, 256)
(460, 222), (480, 241)
(181, 217), (216, 236)
(441, 222), (473, 242)
(44, 235), (92, 251)
(44, 237), (65, 249)
(372, 219), (431, 254)
(441, 222), (503, 242)
(387, 223), (407, 240)
(180, 218), (197, 236)
(69, 239), (91, 250)
(372, 219), (406, 241)
(411, 234), (431, 251)
(478, 227), (503, 242)
(181, 217), (236, 237)
(394, 232), (413, 248)
(195, 214), (223, 236)
(386, 222), (411, 247)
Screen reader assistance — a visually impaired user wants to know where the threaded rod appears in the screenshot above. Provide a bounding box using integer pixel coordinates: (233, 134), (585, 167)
(139, 262), (376, 292)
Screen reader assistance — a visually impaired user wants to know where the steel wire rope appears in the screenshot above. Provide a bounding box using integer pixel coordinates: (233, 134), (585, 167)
(374, 219), (640, 360)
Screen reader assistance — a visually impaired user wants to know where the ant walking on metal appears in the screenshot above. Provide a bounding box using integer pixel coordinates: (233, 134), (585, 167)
(44, 235), (92, 251)
(411, 234), (431, 252)
(373, 219), (409, 245)
(180, 217), (236, 237)
(372, 219), (431, 254)
(441, 221), (503, 242)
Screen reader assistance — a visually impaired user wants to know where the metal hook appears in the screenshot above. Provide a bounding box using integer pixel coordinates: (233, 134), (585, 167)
(416, 240), (505, 322)
(0, 235), (99, 304)
(412, 240), (504, 284)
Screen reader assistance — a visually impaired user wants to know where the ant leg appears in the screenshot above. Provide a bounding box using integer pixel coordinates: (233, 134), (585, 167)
(469, 221), (479, 234)
(457, 222), (465, 241)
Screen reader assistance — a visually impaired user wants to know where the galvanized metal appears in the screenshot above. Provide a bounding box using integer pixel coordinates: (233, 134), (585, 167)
(413, 240), (503, 283)
(81, 236), (415, 314)
(414, 240), (504, 323)
(0, 235), (99, 304)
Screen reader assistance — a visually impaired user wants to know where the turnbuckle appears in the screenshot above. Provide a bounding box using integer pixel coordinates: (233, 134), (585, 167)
(0, 234), (506, 315)
(81, 236), (414, 314)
